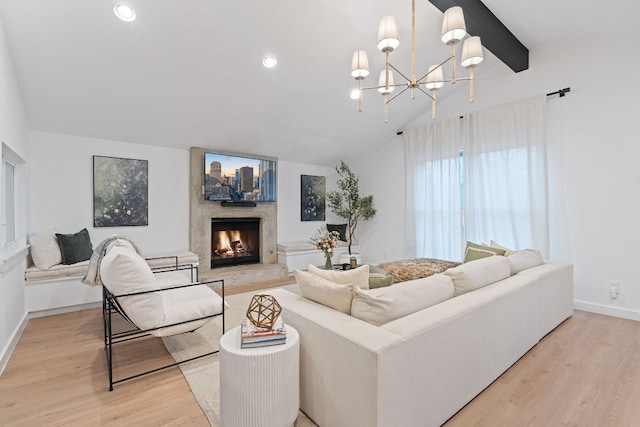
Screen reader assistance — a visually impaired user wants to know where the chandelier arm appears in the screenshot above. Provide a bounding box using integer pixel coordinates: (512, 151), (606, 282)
(415, 85), (435, 101)
(385, 85), (412, 104)
(387, 63), (412, 85)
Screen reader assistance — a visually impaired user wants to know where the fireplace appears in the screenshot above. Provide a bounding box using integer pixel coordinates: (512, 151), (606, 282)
(211, 217), (260, 268)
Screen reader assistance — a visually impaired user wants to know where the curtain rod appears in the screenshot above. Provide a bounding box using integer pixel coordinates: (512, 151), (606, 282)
(396, 88), (572, 135)
(547, 87), (570, 97)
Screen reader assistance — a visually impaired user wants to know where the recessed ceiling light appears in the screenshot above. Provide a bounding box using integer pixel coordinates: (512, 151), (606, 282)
(350, 89), (361, 100)
(262, 56), (278, 68)
(114, 3), (136, 22)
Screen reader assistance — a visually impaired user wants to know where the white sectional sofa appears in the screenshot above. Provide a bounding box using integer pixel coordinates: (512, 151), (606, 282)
(268, 255), (573, 427)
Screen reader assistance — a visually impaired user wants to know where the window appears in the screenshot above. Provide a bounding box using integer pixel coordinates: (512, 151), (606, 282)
(405, 96), (549, 260)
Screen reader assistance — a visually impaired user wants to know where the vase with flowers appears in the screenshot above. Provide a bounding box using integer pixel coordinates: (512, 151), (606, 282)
(310, 228), (340, 270)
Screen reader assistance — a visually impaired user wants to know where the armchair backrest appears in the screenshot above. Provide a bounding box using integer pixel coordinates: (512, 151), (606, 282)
(100, 239), (163, 329)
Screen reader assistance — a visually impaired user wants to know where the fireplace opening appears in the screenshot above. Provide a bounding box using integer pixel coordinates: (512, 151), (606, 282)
(211, 217), (260, 268)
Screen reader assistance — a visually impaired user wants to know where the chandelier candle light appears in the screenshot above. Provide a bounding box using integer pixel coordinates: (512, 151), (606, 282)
(350, 0), (484, 122)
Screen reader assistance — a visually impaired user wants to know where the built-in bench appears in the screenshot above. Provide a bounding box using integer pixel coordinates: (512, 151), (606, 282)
(277, 241), (359, 273)
(25, 251), (199, 317)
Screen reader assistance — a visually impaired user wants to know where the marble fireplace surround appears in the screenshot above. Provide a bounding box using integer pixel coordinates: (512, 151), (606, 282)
(189, 147), (286, 285)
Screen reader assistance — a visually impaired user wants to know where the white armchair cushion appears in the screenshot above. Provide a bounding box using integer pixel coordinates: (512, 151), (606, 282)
(295, 269), (354, 314)
(351, 273), (454, 326)
(29, 229), (62, 269)
(445, 255), (511, 296)
(308, 264), (370, 290)
(100, 243), (163, 330)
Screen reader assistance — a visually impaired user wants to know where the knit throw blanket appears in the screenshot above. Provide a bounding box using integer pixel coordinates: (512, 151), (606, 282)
(81, 236), (141, 286)
(378, 258), (461, 283)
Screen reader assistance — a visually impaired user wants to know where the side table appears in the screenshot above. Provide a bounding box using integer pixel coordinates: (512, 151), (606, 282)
(219, 324), (300, 427)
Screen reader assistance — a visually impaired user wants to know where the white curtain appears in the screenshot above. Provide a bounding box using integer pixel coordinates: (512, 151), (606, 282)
(463, 95), (549, 257)
(404, 117), (462, 261)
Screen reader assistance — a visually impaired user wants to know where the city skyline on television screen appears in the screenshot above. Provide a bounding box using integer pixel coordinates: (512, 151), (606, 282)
(204, 152), (276, 202)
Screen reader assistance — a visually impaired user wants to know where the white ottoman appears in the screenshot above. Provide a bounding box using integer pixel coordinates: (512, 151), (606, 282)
(220, 325), (300, 427)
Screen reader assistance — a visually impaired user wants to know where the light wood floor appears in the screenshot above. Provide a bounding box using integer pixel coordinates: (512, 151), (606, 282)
(1, 285), (639, 426)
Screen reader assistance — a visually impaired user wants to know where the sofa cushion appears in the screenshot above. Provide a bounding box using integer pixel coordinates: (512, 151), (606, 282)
(28, 229), (63, 269)
(308, 264), (370, 290)
(508, 249), (544, 274)
(350, 273), (455, 326)
(446, 255), (511, 296)
(100, 242), (163, 329)
(56, 228), (93, 265)
(295, 269), (354, 314)
(463, 241), (507, 263)
(326, 223), (348, 241)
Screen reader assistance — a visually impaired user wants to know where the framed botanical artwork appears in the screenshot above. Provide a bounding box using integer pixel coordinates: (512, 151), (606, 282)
(301, 175), (326, 221)
(93, 155), (148, 227)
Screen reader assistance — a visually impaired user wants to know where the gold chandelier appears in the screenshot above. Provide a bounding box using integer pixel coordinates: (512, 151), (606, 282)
(350, 0), (484, 122)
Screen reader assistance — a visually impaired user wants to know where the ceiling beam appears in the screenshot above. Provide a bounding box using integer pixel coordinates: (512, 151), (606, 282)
(427, 0), (529, 72)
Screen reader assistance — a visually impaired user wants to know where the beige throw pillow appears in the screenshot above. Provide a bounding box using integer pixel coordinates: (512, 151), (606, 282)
(445, 255), (511, 296)
(490, 240), (514, 256)
(28, 229), (63, 269)
(508, 249), (544, 274)
(307, 264), (370, 290)
(351, 274), (454, 326)
(294, 269), (354, 314)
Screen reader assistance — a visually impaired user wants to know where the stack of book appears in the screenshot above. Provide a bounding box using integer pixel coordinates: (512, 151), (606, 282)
(240, 316), (287, 349)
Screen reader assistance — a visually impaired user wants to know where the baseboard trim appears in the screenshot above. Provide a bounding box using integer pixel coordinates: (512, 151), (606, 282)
(0, 311), (28, 376)
(29, 301), (102, 319)
(574, 300), (640, 322)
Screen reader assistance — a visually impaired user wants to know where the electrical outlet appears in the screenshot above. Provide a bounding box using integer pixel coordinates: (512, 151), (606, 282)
(609, 281), (621, 298)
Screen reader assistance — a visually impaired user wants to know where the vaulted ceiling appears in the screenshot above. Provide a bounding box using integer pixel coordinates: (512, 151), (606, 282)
(0, 0), (637, 165)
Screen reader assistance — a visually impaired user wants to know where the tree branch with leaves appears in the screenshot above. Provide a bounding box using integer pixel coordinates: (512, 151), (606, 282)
(326, 161), (376, 255)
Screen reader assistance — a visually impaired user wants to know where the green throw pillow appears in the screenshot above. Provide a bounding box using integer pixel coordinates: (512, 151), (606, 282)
(368, 273), (394, 289)
(463, 241), (506, 263)
(327, 224), (347, 242)
(56, 228), (94, 265)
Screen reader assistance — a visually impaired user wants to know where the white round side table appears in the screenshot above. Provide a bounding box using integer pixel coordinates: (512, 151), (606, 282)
(219, 324), (300, 427)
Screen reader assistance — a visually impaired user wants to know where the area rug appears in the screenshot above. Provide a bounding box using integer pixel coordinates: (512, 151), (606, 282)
(162, 284), (316, 426)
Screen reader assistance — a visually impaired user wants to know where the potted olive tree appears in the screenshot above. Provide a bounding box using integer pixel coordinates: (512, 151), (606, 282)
(326, 161), (376, 262)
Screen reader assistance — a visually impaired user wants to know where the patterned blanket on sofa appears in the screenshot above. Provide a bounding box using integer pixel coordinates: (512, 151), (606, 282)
(378, 258), (461, 283)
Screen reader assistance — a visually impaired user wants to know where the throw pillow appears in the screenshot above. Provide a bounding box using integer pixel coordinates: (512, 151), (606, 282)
(351, 273), (455, 326)
(490, 240), (514, 256)
(445, 255), (511, 296)
(368, 273), (394, 289)
(508, 249), (544, 274)
(55, 228), (94, 265)
(308, 264), (370, 290)
(294, 269), (353, 314)
(463, 241), (507, 263)
(326, 224), (347, 242)
(28, 229), (62, 269)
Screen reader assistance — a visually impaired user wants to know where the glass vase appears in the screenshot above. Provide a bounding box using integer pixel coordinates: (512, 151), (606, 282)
(324, 254), (333, 270)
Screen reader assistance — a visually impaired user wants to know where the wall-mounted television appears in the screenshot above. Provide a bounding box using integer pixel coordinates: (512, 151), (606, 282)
(204, 152), (276, 202)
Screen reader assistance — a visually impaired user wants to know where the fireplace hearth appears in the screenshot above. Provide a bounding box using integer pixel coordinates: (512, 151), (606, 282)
(211, 217), (260, 268)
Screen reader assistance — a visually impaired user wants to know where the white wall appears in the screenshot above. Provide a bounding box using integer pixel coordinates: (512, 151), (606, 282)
(352, 35), (640, 321)
(30, 131), (190, 255)
(277, 160), (340, 243)
(0, 15), (30, 373)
